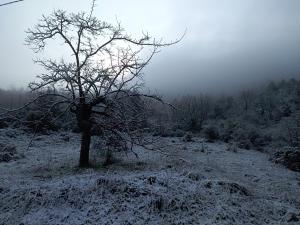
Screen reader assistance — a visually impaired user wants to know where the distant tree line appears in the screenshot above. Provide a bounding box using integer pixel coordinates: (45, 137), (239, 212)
(148, 79), (300, 149)
(0, 78), (299, 151)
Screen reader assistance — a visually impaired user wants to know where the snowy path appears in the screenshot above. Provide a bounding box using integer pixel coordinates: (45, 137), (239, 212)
(0, 130), (299, 225)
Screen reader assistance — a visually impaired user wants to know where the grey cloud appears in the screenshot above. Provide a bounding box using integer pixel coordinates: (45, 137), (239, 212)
(1, 0), (300, 93)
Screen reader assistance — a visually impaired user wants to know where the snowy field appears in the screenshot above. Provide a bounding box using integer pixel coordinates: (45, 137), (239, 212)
(0, 128), (299, 225)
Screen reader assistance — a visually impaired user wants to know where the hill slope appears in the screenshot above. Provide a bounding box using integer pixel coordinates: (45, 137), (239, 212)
(0, 129), (299, 225)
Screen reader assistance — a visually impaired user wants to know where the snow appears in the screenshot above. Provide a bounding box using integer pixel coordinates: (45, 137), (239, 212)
(0, 129), (299, 225)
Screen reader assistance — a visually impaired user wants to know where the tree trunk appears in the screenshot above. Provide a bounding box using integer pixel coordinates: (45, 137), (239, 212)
(79, 126), (91, 167)
(77, 103), (92, 167)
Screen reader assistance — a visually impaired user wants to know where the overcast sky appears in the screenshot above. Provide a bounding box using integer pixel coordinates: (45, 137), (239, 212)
(1, 0), (300, 94)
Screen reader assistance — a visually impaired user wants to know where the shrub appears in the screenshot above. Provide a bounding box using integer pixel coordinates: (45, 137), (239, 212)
(24, 110), (59, 133)
(0, 143), (19, 162)
(237, 139), (251, 150)
(272, 148), (300, 172)
(0, 120), (8, 129)
(203, 125), (219, 142)
(183, 133), (193, 142)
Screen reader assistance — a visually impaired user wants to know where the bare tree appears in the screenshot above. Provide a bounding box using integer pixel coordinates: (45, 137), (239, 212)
(286, 112), (300, 147)
(173, 95), (210, 131)
(240, 90), (254, 113)
(24, 1), (180, 167)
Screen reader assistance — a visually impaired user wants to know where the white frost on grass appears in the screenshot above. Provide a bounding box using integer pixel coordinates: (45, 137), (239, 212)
(0, 130), (299, 225)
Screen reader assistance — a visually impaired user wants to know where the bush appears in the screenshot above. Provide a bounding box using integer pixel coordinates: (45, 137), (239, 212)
(183, 133), (193, 142)
(217, 120), (238, 143)
(0, 143), (19, 162)
(0, 120), (8, 129)
(153, 126), (185, 138)
(272, 148), (300, 172)
(24, 110), (59, 133)
(237, 139), (251, 150)
(203, 126), (219, 142)
(228, 123), (266, 150)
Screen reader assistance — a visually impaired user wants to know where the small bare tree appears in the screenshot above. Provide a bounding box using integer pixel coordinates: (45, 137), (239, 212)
(173, 95), (210, 131)
(25, 1), (180, 167)
(240, 90), (254, 113)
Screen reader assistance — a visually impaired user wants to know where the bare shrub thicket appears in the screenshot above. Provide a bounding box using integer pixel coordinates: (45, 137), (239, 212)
(0, 88), (32, 111)
(169, 79), (300, 150)
(285, 112), (300, 148)
(172, 95), (210, 132)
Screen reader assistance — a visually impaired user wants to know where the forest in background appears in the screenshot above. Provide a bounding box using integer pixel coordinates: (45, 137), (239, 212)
(1, 78), (299, 152)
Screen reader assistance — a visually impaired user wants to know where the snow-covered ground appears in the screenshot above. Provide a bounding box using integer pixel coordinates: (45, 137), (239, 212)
(0, 128), (299, 225)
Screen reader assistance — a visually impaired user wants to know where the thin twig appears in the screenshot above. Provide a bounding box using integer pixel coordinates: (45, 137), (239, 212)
(0, 0), (24, 7)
